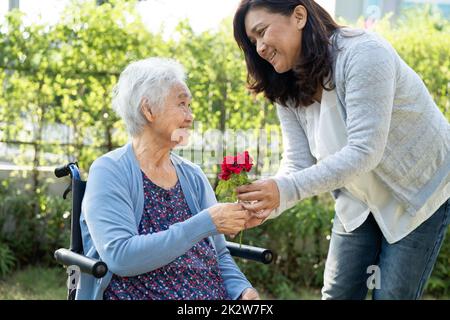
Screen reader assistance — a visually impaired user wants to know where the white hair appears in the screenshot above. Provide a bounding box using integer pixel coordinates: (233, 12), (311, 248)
(112, 57), (186, 137)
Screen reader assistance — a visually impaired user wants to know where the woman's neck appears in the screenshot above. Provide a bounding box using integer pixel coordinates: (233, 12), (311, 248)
(132, 132), (172, 171)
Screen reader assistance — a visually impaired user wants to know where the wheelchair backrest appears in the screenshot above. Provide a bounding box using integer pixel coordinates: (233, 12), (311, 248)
(70, 176), (86, 254)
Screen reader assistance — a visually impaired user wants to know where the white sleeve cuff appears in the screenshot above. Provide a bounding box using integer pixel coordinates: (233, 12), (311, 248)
(269, 174), (300, 219)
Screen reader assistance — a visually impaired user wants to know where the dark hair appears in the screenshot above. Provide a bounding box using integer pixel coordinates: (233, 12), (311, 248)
(233, 0), (341, 107)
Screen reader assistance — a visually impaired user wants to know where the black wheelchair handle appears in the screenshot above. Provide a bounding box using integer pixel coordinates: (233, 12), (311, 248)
(54, 248), (108, 278)
(55, 164), (71, 178)
(225, 241), (273, 264)
(55, 162), (81, 179)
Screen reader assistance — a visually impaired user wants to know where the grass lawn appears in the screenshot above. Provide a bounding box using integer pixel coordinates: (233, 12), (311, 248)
(0, 265), (446, 300)
(0, 265), (67, 300)
(0, 265), (322, 300)
(262, 288), (321, 300)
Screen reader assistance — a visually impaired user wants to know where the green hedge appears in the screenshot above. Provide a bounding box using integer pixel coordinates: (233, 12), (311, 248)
(0, 179), (70, 278)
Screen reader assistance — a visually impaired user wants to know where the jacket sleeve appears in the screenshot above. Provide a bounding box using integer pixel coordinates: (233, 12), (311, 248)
(196, 166), (254, 300)
(270, 104), (317, 219)
(273, 39), (395, 205)
(82, 157), (218, 277)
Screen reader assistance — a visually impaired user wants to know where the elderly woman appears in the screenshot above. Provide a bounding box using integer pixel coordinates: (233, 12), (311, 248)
(75, 57), (259, 300)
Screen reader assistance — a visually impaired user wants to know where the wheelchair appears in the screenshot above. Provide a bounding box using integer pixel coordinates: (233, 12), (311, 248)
(53, 162), (274, 300)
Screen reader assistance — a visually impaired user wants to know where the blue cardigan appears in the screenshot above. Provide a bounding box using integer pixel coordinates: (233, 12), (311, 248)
(75, 142), (252, 300)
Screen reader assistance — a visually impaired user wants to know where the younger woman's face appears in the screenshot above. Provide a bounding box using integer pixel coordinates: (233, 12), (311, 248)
(244, 6), (306, 73)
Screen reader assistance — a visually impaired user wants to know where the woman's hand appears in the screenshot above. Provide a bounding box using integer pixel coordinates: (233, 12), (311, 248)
(236, 179), (280, 220)
(244, 215), (266, 229)
(208, 203), (249, 236)
(240, 287), (260, 300)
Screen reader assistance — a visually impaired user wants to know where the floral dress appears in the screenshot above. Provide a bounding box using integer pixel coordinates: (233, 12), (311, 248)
(103, 172), (230, 300)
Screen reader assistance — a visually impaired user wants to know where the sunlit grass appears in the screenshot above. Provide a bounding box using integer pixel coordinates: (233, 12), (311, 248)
(0, 265), (67, 300)
(0, 266), (447, 300)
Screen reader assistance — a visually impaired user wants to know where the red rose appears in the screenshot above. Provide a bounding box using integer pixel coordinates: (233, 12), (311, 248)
(223, 155), (235, 167)
(228, 157), (244, 174)
(218, 151), (253, 181)
(216, 151), (254, 248)
(237, 151), (253, 172)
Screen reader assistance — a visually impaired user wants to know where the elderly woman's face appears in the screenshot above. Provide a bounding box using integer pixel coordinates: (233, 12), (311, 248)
(245, 7), (304, 73)
(155, 82), (193, 147)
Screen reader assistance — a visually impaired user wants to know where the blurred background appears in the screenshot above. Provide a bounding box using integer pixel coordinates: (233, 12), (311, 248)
(0, 0), (449, 299)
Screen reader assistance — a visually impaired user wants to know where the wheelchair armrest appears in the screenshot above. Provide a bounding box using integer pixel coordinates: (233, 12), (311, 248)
(225, 242), (273, 264)
(54, 248), (108, 278)
(54, 243), (271, 280)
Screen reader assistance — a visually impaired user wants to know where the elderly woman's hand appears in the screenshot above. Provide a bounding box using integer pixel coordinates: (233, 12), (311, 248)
(236, 179), (280, 220)
(208, 203), (249, 236)
(240, 288), (260, 300)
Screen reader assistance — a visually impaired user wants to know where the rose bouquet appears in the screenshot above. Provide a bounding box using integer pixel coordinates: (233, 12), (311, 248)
(215, 151), (253, 246)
